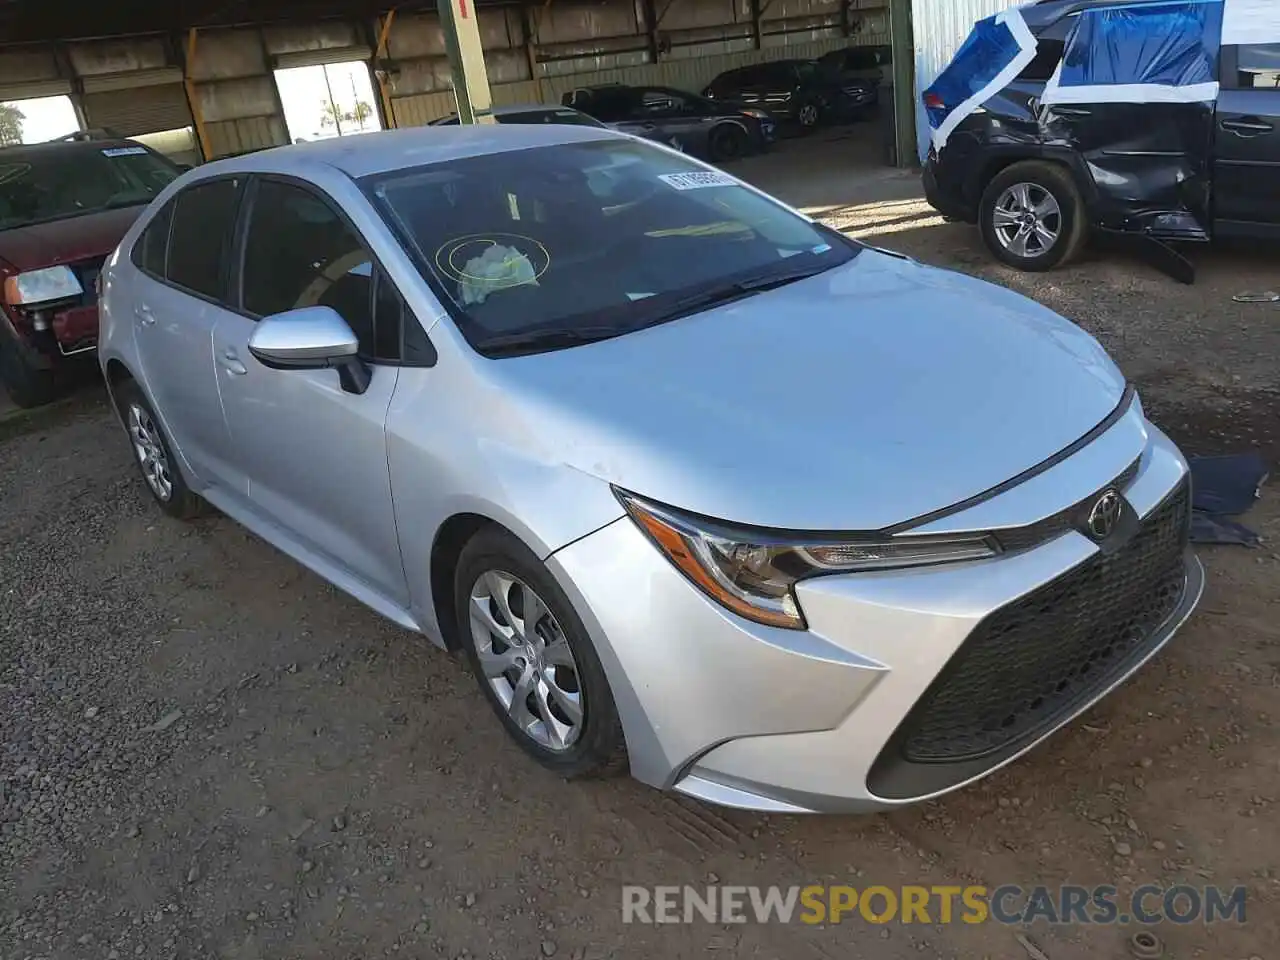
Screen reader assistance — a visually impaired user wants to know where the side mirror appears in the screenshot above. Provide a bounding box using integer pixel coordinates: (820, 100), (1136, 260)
(247, 305), (371, 395)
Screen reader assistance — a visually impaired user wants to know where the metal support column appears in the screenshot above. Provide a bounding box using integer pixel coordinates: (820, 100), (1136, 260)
(887, 0), (916, 168)
(437, 0), (494, 125)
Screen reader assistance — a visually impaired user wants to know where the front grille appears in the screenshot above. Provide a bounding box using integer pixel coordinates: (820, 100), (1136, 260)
(995, 458), (1141, 554)
(72, 257), (107, 307)
(897, 479), (1190, 764)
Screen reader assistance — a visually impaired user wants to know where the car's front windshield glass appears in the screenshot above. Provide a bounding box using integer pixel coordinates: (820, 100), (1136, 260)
(0, 145), (180, 231)
(365, 139), (855, 355)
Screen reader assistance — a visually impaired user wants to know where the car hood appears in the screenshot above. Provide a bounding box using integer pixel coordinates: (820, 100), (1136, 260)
(0, 206), (144, 272)
(490, 249), (1127, 532)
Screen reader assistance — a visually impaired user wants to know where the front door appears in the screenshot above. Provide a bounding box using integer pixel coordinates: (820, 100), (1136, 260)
(212, 176), (409, 606)
(1214, 42), (1280, 234)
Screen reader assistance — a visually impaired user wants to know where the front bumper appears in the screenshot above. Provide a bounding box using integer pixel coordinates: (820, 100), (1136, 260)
(548, 406), (1202, 813)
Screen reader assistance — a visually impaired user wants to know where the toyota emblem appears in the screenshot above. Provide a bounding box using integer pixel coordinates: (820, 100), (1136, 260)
(1086, 489), (1123, 541)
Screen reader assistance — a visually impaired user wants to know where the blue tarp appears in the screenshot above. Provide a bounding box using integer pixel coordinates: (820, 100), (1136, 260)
(924, 13), (1025, 134)
(1052, 0), (1224, 97)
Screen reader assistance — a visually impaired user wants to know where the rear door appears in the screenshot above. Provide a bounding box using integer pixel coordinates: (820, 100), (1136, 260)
(1214, 42), (1280, 234)
(130, 176), (246, 490)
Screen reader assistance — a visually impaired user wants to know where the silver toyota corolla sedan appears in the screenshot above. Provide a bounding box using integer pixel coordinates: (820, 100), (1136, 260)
(98, 124), (1203, 814)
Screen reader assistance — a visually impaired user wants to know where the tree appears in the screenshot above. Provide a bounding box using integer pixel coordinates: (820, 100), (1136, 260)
(319, 99), (374, 132)
(0, 103), (25, 146)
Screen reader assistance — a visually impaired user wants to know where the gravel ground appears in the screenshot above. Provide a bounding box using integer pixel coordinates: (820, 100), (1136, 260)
(2, 131), (1277, 960)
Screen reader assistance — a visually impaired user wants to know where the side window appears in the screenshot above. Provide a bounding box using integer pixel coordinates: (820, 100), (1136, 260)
(131, 200), (174, 277)
(371, 267), (403, 360)
(1018, 39), (1066, 82)
(166, 179), (242, 299)
(1231, 43), (1280, 90)
(372, 266), (436, 365)
(240, 179), (382, 359)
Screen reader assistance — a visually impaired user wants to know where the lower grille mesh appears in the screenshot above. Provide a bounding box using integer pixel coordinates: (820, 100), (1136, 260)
(899, 481), (1190, 763)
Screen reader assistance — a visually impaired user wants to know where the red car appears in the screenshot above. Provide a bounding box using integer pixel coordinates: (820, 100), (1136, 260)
(0, 137), (183, 407)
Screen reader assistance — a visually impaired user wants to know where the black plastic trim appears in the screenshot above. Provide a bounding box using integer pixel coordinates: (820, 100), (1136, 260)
(884, 385), (1136, 535)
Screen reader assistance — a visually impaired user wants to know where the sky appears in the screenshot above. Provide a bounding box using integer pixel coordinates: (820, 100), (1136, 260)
(1, 95), (81, 143)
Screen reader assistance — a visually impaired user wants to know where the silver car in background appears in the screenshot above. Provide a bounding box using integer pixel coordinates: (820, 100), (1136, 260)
(98, 125), (1202, 813)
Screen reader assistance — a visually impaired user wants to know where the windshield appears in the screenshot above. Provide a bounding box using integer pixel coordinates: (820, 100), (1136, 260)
(365, 139), (855, 355)
(0, 145), (180, 231)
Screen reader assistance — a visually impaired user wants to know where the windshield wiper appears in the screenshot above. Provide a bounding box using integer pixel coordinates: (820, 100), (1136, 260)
(639, 263), (836, 326)
(478, 325), (627, 357)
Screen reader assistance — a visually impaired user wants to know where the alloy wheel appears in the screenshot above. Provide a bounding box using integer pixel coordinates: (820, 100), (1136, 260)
(468, 570), (584, 752)
(127, 403), (173, 502)
(798, 104), (819, 127)
(992, 182), (1062, 259)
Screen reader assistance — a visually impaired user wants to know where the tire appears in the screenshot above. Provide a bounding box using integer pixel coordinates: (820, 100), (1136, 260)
(979, 160), (1088, 272)
(455, 527), (627, 780)
(0, 331), (59, 409)
(113, 378), (205, 520)
(708, 123), (750, 163)
(796, 99), (823, 132)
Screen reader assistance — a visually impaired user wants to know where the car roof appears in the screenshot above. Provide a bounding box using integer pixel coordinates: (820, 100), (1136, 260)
(190, 122), (620, 181)
(0, 138), (148, 161)
(431, 104), (592, 123)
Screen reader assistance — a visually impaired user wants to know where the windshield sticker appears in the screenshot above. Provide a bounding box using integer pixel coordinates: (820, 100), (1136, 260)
(658, 171), (737, 191)
(101, 146), (149, 157)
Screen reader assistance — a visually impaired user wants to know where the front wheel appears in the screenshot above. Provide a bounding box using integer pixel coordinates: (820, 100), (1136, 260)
(0, 332), (59, 409)
(455, 527), (627, 779)
(979, 161), (1088, 272)
(796, 100), (823, 132)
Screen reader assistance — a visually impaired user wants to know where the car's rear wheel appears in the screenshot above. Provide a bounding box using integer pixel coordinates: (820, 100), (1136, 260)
(708, 123), (750, 163)
(455, 527), (627, 779)
(979, 161), (1088, 272)
(0, 332), (59, 409)
(114, 379), (204, 519)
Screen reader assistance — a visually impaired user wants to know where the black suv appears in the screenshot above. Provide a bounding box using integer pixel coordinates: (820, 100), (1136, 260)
(702, 59), (878, 131)
(923, 0), (1280, 274)
(562, 84), (776, 162)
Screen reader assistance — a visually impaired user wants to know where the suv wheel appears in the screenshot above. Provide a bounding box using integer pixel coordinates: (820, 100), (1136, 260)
(796, 100), (823, 131)
(979, 161), (1088, 272)
(0, 331), (59, 409)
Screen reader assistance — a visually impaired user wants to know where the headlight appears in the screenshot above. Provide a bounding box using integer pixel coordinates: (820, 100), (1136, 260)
(3, 265), (83, 306)
(741, 109), (771, 120)
(617, 490), (998, 630)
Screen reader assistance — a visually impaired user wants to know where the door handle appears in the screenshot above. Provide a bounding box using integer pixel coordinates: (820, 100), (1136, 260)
(1221, 117), (1274, 136)
(219, 348), (247, 376)
(134, 305), (155, 326)
(1053, 106), (1093, 117)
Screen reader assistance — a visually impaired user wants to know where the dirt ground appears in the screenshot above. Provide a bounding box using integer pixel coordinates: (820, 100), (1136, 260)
(2, 130), (1277, 960)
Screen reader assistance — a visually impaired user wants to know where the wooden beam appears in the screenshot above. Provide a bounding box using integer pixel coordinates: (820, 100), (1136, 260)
(519, 5), (543, 101)
(373, 8), (398, 128)
(181, 28), (214, 162)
